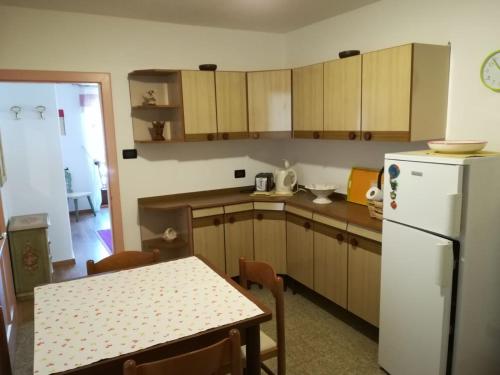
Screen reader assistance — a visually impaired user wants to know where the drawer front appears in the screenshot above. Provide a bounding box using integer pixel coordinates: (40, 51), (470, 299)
(312, 213), (347, 231)
(253, 202), (284, 211)
(224, 203), (253, 214)
(347, 224), (382, 243)
(285, 204), (313, 219)
(192, 206), (224, 218)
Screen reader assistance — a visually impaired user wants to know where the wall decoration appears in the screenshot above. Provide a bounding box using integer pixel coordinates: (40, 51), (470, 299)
(480, 50), (500, 92)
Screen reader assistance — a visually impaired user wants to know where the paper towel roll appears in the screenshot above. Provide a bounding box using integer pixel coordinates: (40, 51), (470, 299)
(366, 186), (383, 201)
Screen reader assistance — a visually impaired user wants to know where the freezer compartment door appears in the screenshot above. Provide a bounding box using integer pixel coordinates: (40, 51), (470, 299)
(379, 220), (454, 375)
(384, 159), (463, 238)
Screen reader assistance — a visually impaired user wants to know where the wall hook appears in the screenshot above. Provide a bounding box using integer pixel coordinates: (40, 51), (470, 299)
(35, 105), (46, 120)
(10, 106), (21, 120)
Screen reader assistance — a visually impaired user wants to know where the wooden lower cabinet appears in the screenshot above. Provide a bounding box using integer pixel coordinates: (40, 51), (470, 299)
(286, 213), (313, 288)
(347, 234), (381, 327)
(192, 215), (226, 272)
(313, 223), (348, 308)
(224, 211), (254, 277)
(253, 210), (286, 274)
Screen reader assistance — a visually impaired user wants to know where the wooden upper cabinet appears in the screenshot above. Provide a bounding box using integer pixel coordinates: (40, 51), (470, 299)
(292, 64), (323, 139)
(215, 72), (248, 140)
(362, 43), (450, 142)
(181, 70), (217, 141)
(324, 55), (362, 141)
(247, 70), (292, 139)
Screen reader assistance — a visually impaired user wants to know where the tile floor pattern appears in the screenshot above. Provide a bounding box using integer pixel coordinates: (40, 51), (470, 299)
(14, 284), (385, 374)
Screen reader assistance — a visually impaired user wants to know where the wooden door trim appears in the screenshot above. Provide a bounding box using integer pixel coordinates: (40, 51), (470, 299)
(0, 69), (124, 253)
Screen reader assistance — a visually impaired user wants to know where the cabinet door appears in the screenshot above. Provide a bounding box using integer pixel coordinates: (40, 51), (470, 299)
(224, 211), (254, 277)
(293, 64), (323, 139)
(347, 234), (381, 326)
(324, 56), (361, 140)
(286, 213), (313, 288)
(313, 223), (348, 308)
(215, 72), (248, 140)
(253, 210), (286, 274)
(192, 215), (225, 272)
(181, 70), (217, 141)
(247, 70), (291, 139)
(361, 44), (412, 141)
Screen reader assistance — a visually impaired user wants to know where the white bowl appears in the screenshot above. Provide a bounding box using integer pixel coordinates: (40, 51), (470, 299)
(305, 184), (337, 204)
(428, 140), (487, 154)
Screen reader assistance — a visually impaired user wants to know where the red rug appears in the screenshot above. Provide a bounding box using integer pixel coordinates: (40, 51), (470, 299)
(97, 229), (113, 252)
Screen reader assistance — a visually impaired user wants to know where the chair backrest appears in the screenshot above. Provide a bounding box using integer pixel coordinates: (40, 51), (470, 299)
(86, 249), (160, 275)
(0, 307), (12, 375)
(239, 258), (285, 375)
(123, 329), (242, 375)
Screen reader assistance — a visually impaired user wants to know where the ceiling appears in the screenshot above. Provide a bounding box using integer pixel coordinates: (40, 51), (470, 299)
(0, 0), (379, 33)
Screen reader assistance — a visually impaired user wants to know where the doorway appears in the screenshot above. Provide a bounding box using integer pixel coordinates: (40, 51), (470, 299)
(0, 70), (123, 281)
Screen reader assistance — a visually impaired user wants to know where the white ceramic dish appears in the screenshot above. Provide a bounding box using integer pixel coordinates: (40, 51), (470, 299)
(427, 140), (487, 154)
(305, 184), (337, 204)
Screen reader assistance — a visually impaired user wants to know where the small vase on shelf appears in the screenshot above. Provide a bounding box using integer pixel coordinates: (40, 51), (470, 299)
(150, 121), (165, 141)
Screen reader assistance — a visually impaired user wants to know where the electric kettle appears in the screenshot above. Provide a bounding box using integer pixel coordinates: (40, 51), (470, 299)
(274, 160), (298, 194)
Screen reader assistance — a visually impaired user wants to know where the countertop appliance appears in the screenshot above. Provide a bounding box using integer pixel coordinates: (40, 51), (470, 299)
(255, 172), (274, 192)
(274, 160), (297, 195)
(378, 151), (500, 375)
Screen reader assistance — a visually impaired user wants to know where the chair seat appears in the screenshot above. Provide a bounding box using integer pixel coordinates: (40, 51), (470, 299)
(241, 330), (277, 361)
(67, 192), (92, 198)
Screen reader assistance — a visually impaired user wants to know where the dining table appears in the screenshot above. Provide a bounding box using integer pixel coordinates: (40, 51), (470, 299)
(33, 255), (272, 375)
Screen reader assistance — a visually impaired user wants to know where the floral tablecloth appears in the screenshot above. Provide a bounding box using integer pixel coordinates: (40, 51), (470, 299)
(34, 256), (264, 375)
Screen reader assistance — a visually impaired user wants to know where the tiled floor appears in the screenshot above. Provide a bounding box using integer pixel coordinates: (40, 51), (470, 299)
(52, 208), (111, 281)
(14, 280), (384, 374)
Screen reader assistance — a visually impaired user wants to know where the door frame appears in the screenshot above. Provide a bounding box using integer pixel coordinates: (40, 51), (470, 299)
(0, 69), (124, 253)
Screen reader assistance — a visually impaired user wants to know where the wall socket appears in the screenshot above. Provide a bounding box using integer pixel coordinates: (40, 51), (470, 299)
(234, 169), (246, 178)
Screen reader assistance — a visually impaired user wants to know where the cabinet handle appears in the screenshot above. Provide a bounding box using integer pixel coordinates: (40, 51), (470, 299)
(363, 132), (372, 141)
(207, 133), (214, 141)
(222, 133), (229, 140)
(256, 213), (264, 221)
(252, 132), (260, 139)
(350, 238), (359, 247)
(348, 131), (357, 140)
(213, 218), (221, 226)
(336, 233), (344, 242)
(313, 131), (320, 139)
(228, 216), (235, 224)
(303, 221), (311, 230)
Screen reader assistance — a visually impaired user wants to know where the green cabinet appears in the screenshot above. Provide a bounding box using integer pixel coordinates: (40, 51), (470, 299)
(8, 214), (52, 298)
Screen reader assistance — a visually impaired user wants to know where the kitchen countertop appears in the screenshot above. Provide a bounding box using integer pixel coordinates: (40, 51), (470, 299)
(138, 187), (382, 233)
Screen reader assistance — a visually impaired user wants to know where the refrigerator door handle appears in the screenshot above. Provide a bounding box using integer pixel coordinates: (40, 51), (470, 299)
(446, 193), (462, 237)
(436, 242), (454, 288)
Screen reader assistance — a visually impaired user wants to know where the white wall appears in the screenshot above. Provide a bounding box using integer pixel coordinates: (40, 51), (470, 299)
(0, 83), (74, 261)
(0, 5), (287, 251)
(56, 84), (95, 211)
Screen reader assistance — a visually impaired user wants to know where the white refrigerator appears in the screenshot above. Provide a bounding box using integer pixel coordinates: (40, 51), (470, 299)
(378, 151), (500, 375)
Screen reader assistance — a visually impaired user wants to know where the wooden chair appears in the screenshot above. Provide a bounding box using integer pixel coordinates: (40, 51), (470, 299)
(0, 307), (12, 375)
(239, 258), (285, 375)
(123, 329), (242, 375)
(86, 249), (160, 275)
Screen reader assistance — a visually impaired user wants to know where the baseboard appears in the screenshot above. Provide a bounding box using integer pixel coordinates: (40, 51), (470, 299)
(52, 258), (76, 267)
(69, 209), (94, 215)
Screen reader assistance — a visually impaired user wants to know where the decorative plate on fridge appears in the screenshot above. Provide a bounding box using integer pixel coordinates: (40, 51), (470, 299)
(427, 140), (488, 154)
